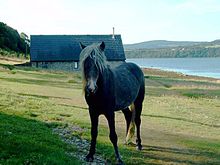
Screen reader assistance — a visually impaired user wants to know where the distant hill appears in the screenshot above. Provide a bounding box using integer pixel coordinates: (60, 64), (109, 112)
(124, 40), (220, 58)
(124, 40), (206, 50)
(0, 22), (29, 57)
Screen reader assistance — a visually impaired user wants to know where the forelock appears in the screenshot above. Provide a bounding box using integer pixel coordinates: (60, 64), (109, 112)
(80, 43), (107, 73)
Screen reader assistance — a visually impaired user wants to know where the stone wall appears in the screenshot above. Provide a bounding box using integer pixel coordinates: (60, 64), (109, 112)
(31, 60), (125, 71)
(31, 61), (79, 71)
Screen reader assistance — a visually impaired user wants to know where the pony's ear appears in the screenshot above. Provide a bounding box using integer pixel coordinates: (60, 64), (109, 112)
(99, 41), (105, 51)
(79, 42), (86, 49)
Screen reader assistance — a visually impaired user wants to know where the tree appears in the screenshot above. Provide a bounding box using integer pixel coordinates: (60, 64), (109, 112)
(0, 22), (30, 58)
(20, 32), (30, 58)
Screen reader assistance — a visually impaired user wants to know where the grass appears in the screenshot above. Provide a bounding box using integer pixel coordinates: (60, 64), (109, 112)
(0, 58), (220, 164)
(0, 113), (80, 165)
(0, 51), (28, 65)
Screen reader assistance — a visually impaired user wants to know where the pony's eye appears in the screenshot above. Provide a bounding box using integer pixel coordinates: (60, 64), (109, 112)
(90, 53), (96, 59)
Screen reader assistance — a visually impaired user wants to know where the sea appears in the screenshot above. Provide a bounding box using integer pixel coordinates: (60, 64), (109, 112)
(126, 57), (220, 79)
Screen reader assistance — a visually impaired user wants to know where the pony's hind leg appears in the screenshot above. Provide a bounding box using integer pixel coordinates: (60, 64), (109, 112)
(134, 84), (144, 150)
(122, 107), (132, 142)
(134, 102), (143, 150)
(123, 104), (136, 145)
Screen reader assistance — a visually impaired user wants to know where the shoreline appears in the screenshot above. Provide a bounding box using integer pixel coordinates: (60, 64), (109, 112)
(142, 67), (220, 82)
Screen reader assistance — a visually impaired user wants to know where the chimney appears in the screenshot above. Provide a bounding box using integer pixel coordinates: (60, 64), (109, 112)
(112, 27), (115, 39)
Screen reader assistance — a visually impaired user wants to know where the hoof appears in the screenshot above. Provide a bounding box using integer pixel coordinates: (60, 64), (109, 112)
(85, 154), (94, 162)
(116, 158), (124, 165)
(136, 145), (142, 151)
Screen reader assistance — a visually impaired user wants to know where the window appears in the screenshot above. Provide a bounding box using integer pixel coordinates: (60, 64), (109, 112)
(74, 62), (78, 69)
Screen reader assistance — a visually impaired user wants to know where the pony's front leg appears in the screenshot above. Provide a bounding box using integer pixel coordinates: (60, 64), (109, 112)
(106, 113), (124, 165)
(85, 110), (99, 162)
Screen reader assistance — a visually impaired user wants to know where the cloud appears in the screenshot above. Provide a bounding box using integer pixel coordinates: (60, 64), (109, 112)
(176, 0), (220, 15)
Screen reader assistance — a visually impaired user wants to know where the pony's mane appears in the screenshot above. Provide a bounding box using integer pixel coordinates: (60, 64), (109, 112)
(80, 43), (108, 74)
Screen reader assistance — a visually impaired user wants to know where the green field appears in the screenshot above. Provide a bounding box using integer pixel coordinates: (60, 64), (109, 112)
(0, 59), (220, 164)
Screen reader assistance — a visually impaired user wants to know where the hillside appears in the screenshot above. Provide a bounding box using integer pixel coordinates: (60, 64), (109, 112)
(124, 40), (220, 58)
(0, 22), (29, 57)
(124, 40), (203, 50)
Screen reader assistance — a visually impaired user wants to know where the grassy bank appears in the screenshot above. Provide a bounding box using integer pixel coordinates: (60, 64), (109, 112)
(0, 59), (220, 164)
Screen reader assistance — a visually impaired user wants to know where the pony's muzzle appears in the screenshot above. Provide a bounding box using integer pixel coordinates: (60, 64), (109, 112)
(86, 84), (98, 95)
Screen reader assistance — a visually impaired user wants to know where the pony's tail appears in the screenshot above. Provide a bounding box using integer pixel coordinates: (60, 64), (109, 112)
(125, 103), (136, 144)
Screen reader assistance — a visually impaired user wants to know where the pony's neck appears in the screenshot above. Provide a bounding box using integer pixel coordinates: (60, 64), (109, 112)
(97, 66), (112, 91)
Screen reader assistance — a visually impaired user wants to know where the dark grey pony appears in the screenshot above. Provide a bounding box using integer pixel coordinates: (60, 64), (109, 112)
(80, 42), (145, 164)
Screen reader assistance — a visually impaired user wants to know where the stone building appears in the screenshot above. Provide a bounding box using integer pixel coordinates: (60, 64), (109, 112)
(30, 35), (126, 71)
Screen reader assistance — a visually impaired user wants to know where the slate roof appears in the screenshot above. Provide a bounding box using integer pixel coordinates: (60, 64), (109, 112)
(30, 35), (125, 62)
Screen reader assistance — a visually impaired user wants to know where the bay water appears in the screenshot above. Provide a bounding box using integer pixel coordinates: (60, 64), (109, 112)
(126, 58), (220, 79)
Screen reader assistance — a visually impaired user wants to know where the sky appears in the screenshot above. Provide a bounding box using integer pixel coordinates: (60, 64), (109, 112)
(1, 0), (220, 44)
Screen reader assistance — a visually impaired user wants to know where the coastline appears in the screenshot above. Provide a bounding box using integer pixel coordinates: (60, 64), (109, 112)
(142, 67), (220, 82)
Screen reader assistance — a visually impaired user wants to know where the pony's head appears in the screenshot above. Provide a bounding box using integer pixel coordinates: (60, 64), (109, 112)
(80, 42), (107, 95)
